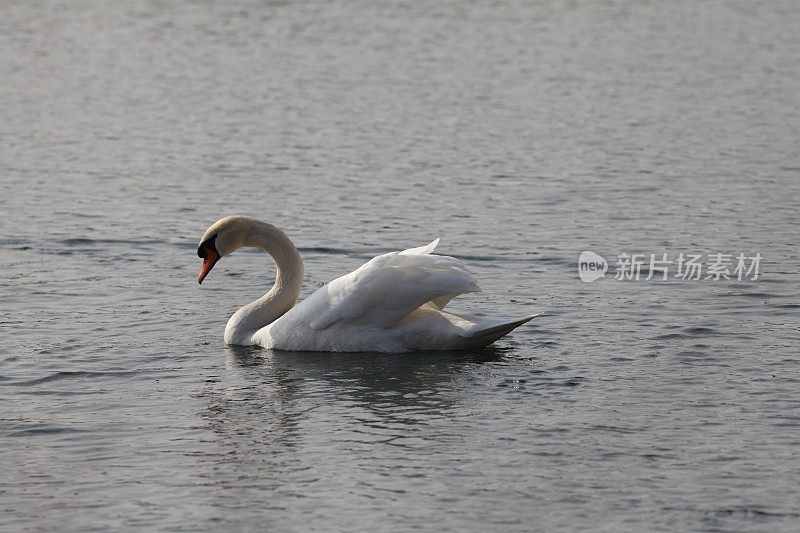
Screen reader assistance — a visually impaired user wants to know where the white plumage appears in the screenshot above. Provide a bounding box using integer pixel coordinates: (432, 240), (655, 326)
(197, 217), (538, 352)
(307, 239), (478, 330)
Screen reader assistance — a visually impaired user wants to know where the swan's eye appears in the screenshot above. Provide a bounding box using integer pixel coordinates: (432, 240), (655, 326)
(197, 233), (219, 259)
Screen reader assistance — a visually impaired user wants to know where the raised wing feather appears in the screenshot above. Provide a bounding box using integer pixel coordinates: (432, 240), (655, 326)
(308, 239), (480, 330)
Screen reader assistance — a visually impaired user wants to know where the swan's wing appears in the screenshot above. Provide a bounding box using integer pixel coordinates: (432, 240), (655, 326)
(308, 239), (480, 330)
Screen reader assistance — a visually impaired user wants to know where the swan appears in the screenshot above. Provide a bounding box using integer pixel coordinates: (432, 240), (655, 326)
(196, 216), (539, 352)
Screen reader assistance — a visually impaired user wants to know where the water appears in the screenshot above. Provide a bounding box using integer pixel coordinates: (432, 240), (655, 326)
(1, 0), (799, 530)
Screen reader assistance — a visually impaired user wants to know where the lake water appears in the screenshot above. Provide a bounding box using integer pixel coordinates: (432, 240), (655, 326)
(1, 1), (799, 530)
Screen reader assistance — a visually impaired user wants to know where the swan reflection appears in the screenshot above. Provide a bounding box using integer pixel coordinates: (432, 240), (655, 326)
(200, 346), (506, 457)
(196, 347), (507, 506)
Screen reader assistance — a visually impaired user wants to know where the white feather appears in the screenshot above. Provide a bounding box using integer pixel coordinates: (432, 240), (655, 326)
(200, 217), (538, 352)
(306, 246), (479, 330)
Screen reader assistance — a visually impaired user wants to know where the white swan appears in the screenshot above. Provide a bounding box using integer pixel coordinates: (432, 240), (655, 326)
(197, 216), (539, 352)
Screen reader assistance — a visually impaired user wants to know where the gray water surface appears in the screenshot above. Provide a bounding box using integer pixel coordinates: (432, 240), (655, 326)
(2, 1), (799, 531)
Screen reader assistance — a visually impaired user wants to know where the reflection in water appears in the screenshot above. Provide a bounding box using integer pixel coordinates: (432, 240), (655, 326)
(197, 346), (506, 509)
(221, 344), (507, 421)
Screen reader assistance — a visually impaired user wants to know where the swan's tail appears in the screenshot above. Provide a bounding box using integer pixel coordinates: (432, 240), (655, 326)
(458, 313), (541, 347)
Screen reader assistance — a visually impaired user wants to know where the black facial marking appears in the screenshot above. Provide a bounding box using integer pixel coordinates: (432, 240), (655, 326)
(197, 233), (219, 259)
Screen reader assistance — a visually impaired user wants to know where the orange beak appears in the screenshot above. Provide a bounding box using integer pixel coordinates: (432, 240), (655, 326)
(198, 248), (220, 284)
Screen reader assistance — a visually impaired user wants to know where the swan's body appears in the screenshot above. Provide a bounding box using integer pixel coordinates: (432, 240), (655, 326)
(197, 216), (538, 352)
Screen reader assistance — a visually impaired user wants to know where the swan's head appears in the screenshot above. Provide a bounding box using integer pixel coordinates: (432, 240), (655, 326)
(197, 216), (251, 284)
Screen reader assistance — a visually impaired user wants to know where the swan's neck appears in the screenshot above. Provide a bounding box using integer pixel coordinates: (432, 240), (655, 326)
(224, 222), (304, 345)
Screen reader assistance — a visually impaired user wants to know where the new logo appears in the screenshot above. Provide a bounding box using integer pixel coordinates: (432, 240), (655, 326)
(578, 251), (607, 282)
